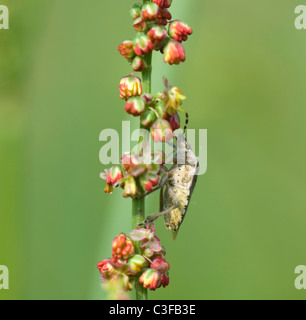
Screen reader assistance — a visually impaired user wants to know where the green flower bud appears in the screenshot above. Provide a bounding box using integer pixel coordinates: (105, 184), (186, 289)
(130, 4), (142, 20)
(127, 254), (149, 274)
(140, 109), (157, 128)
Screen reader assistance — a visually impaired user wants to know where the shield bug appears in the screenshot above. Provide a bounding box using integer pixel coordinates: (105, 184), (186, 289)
(137, 114), (199, 239)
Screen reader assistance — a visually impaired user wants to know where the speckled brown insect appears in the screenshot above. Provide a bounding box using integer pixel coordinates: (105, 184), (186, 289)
(137, 115), (199, 239)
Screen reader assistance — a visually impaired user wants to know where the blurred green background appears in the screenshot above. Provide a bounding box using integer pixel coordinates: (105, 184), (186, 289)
(1, 0), (306, 300)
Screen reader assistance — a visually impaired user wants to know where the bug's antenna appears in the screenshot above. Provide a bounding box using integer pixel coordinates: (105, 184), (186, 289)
(183, 112), (189, 135)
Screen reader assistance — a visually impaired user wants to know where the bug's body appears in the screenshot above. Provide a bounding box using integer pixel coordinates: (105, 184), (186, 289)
(163, 164), (198, 230)
(137, 114), (199, 239)
(162, 137), (199, 238)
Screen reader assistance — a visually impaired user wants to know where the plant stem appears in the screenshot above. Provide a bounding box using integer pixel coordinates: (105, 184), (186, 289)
(141, 53), (152, 95)
(132, 199), (147, 300)
(132, 51), (152, 301)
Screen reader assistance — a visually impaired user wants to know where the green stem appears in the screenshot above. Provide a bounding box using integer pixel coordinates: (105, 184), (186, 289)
(132, 51), (152, 301)
(141, 52), (152, 95)
(132, 199), (147, 300)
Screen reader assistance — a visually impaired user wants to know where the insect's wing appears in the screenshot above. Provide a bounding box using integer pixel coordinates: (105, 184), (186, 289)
(172, 229), (179, 240)
(173, 168), (198, 238)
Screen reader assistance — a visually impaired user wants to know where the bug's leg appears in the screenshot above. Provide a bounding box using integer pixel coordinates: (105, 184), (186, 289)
(137, 182), (182, 227)
(133, 169), (169, 200)
(137, 204), (179, 227)
(159, 183), (164, 212)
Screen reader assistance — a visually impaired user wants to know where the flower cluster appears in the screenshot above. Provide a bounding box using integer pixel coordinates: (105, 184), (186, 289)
(97, 223), (170, 299)
(118, 1), (193, 70)
(100, 150), (165, 198)
(119, 76), (186, 143)
(99, 1), (194, 299)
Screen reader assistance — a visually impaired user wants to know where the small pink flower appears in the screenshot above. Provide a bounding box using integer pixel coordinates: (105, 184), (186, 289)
(164, 40), (186, 65)
(130, 223), (162, 252)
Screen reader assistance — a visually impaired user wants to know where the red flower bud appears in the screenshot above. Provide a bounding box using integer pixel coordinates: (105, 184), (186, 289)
(150, 256), (170, 274)
(169, 20), (193, 42)
(140, 173), (159, 192)
(148, 25), (167, 46)
(100, 166), (123, 194)
(159, 8), (172, 20)
(169, 113), (181, 131)
(155, 17), (168, 26)
(141, 2), (160, 21)
(132, 56), (148, 72)
(140, 176), (153, 193)
(118, 41), (135, 60)
(119, 76), (142, 100)
(124, 97), (145, 116)
(161, 273), (169, 287)
(163, 40), (186, 65)
(106, 166), (124, 186)
(153, 0), (173, 9)
(151, 119), (173, 143)
(97, 259), (117, 280)
(133, 17), (147, 32)
(112, 233), (135, 261)
(139, 269), (161, 291)
(133, 34), (154, 56)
